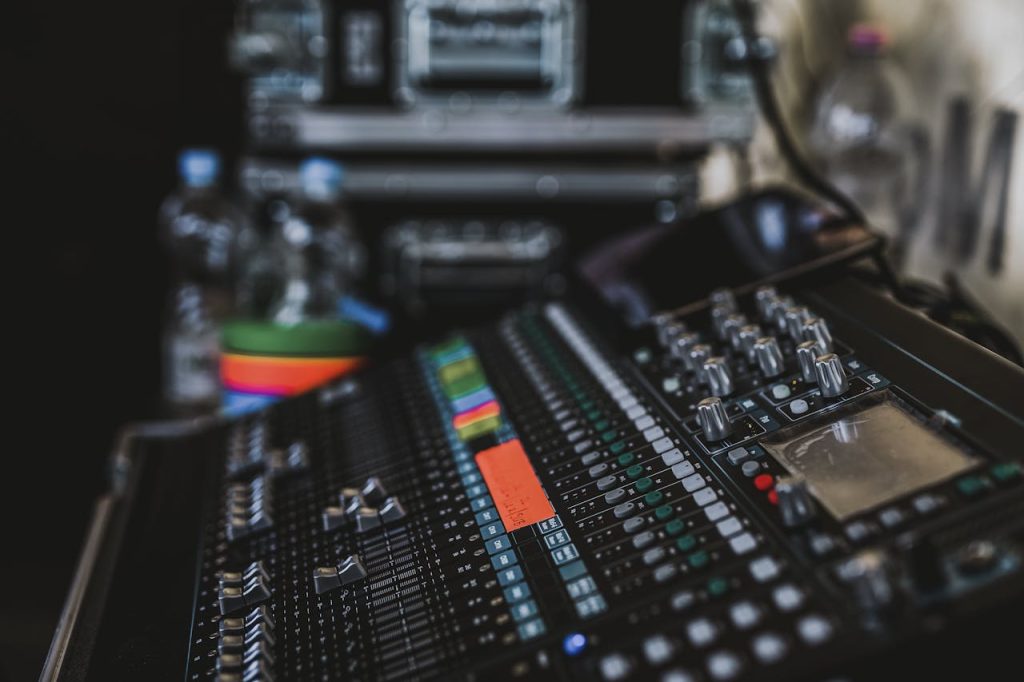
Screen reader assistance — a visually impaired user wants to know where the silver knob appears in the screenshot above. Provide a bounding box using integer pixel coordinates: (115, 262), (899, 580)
(738, 324), (762, 361)
(754, 285), (778, 318)
(709, 287), (737, 312)
(796, 341), (822, 384)
(772, 296), (796, 331)
(688, 343), (713, 380)
(710, 306), (732, 338)
(784, 306), (812, 341)
(722, 313), (747, 349)
(775, 476), (816, 527)
(671, 332), (701, 368)
(814, 353), (849, 398)
(753, 336), (785, 378)
(802, 317), (833, 351)
(652, 313), (686, 348)
(697, 397), (733, 441)
(837, 549), (897, 617)
(703, 357), (734, 397)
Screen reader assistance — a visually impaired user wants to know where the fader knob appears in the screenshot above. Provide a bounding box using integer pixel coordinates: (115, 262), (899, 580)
(796, 341), (822, 384)
(697, 397), (733, 441)
(814, 353), (849, 398)
(753, 337), (784, 378)
(688, 343), (713, 380)
(802, 317), (833, 351)
(703, 357), (734, 397)
(775, 476), (816, 527)
(670, 332), (701, 367)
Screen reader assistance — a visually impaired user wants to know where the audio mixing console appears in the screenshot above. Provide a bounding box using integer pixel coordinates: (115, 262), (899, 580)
(44, 274), (1024, 681)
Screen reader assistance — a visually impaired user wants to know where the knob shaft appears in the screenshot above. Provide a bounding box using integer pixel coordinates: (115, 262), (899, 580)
(697, 397), (733, 441)
(796, 340), (822, 384)
(703, 357), (734, 397)
(814, 353), (849, 398)
(753, 336), (785, 378)
(775, 476), (816, 526)
(802, 317), (833, 351)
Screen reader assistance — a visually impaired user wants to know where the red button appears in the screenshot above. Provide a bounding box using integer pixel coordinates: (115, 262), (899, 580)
(767, 490), (779, 505)
(754, 474), (774, 491)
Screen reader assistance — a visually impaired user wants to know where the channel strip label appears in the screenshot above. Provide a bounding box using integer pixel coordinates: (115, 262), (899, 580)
(476, 439), (554, 532)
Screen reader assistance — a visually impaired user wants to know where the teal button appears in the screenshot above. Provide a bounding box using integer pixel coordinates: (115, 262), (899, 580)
(635, 477), (654, 493)
(687, 551), (709, 569)
(666, 519), (685, 536)
(617, 453), (635, 467)
(676, 535), (696, 551)
(626, 464), (644, 479)
(655, 504), (673, 520)
(644, 490), (664, 506)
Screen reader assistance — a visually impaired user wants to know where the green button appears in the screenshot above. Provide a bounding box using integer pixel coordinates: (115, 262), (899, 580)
(610, 442), (627, 454)
(687, 551), (709, 569)
(579, 401), (594, 411)
(655, 504), (674, 520)
(644, 490), (664, 506)
(676, 534), (696, 551)
(666, 519), (685, 536)
(957, 476), (991, 496)
(586, 410), (602, 422)
(991, 462), (1022, 483)
(593, 420), (610, 431)
(707, 578), (729, 597)
(601, 430), (619, 443)
(626, 464), (644, 479)
(617, 453), (636, 467)
(635, 477), (654, 493)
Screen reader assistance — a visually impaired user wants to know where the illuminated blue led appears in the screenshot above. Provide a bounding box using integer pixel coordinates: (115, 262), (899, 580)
(563, 632), (587, 656)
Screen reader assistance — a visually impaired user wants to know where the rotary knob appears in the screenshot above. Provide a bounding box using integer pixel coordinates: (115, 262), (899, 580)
(802, 317), (833, 352)
(796, 340), (822, 384)
(753, 336), (785, 378)
(784, 306), (812, 341)
(722, 314), (748, 349)
(814, 353), (849, 398)
(710, 306), (732, 339)
(737, 324), (762, 361)
(754, 285), (778, 318)
(652, 313), (686, 348)
(697, 396), (733, 441)
(688, 343), (713, 380)
(671, 332), (701, 368)
(775, 476), (816, 527)
(709, 287), (737, 312)
(837, 549), (898, 618)
(703, 357), (734, 397)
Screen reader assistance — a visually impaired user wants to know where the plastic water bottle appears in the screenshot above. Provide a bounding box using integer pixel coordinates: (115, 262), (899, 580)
(808, 24), (929, 252)
(269, 158), (365, 325)
(160, 149), (250, 408)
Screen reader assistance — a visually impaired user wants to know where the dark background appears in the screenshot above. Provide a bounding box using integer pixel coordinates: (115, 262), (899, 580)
(4, 3), (239, 679)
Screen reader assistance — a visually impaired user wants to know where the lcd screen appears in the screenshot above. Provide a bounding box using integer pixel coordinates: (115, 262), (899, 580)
(762, 392), (975, 520)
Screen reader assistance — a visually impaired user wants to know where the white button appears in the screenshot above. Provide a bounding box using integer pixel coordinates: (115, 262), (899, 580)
(672, 461), (695, 479)
(635, 415), (656, 431)
(704, 502), (729, 522)
(771, 384), (791, 400)
(706, 650), (742, 680)
(654, 563), (677, 583)
(686, 618), (718, 647)
(797, 614), (833, 645)
(618, 395), (638, 410)
(600, 653), (632, 681)
(644, 547), (667, 565)
(789, 399), (809, 415)
(626, 405), (646, 420)
(643, 635), (675, 665)
(751, 632), (788, 663)
(716, 517), (742, 538)
(663, 377), (681, 393)
(772, 584), (804, 612)
(671, 590), (695, 611)
(644, 426), (665, 442)
(693, 488), (717, 506)
(662, 449), (685, 467)
(730, 533), (757, 555)
(682, 473), (706, 492)
(729, 601), (761, 629)
(661, 671), (696, 682)
(749, 556), (780, 583)
(653, 437), (674, 454)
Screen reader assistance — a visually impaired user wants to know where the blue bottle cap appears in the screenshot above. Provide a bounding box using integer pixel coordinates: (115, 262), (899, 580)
(300, 157), (344, 199)
(179, 148), (221, 187)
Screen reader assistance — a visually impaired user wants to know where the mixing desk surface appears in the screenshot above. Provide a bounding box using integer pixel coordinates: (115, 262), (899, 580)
(44, 274), (1024, 682)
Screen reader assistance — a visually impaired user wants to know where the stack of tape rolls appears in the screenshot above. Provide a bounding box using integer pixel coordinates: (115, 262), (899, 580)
(221, 320), (370, 414)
